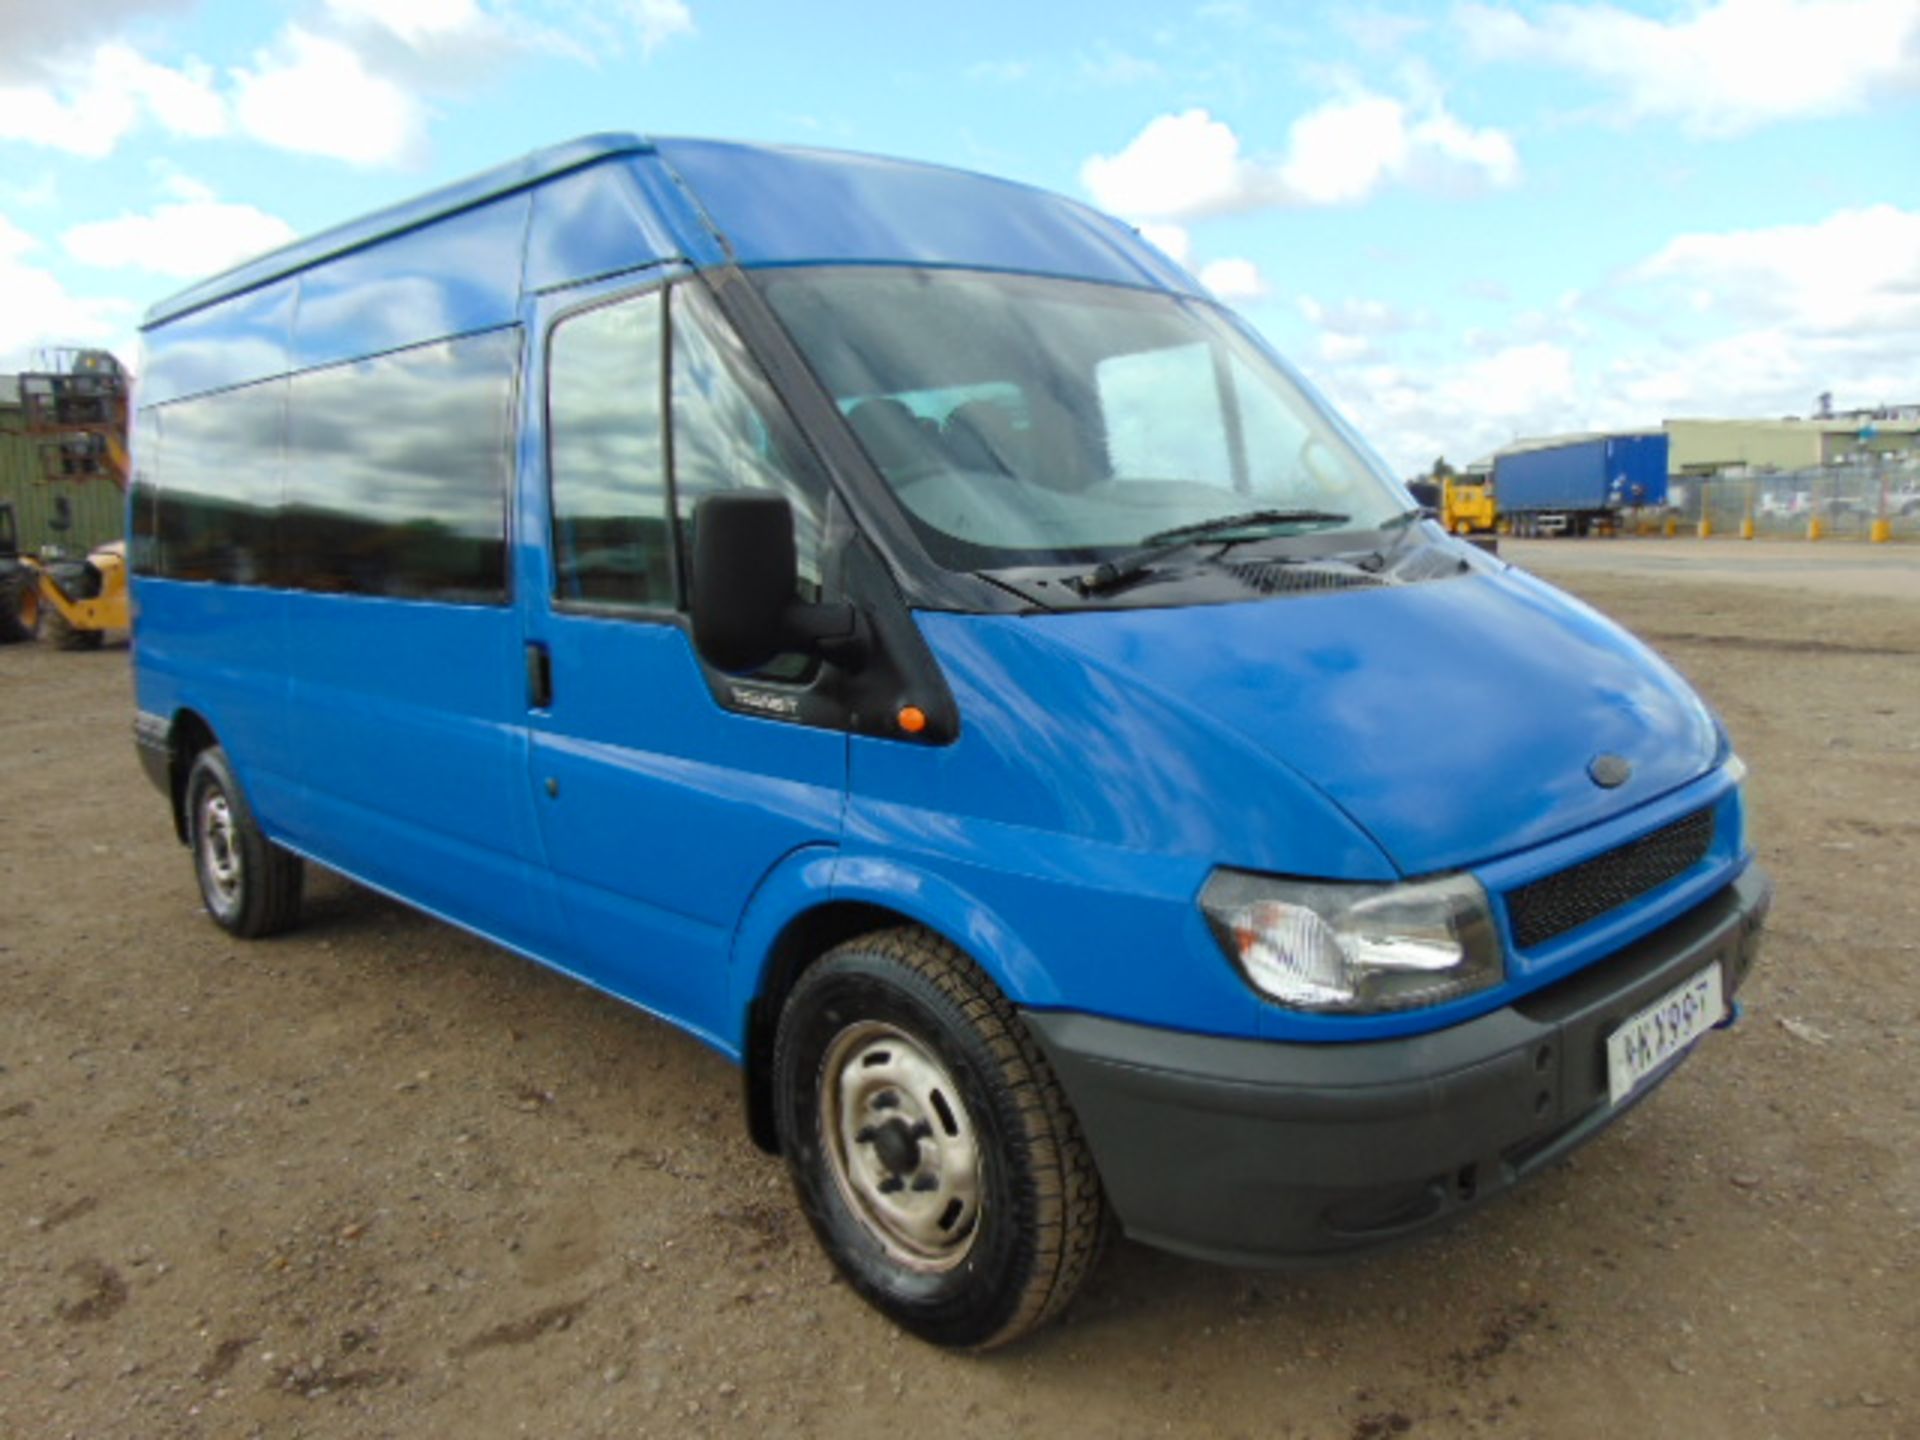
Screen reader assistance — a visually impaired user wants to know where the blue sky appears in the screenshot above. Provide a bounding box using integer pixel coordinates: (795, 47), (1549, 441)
(2, 0), (1915, 473)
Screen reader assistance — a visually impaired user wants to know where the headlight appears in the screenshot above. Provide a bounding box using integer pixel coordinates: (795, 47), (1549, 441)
(1200, 869), (1503, 1013)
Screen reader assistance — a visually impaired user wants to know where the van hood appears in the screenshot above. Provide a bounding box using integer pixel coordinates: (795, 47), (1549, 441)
(1022, 564), (1719, 876)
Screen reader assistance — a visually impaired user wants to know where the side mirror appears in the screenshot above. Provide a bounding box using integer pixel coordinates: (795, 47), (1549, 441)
(689, 492), (865, 674)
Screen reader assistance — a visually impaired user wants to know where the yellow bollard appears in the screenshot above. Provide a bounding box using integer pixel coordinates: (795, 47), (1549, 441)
(1740, 516), (1755, 540)
(1870, 517), (1891, 543)
(1807, 516), (1825, 541)
(1697, 518), (1713, 538)
(1663, 515), (1679, 537)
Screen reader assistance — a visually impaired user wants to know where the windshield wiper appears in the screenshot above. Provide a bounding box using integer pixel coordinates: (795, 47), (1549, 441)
(1076, 508), (1351, 596)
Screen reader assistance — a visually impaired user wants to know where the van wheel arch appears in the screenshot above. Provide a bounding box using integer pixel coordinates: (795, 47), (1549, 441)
(166, 710), (219, 844)
(743, 902), (997, 1155)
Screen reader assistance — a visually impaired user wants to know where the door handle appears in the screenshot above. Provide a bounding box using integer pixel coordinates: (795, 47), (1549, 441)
(525, 641), (553, 710)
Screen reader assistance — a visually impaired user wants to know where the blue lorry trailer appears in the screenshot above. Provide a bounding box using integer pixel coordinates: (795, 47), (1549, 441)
(1494, 433), (1670, 536)
(131, 134), (1768, 1347)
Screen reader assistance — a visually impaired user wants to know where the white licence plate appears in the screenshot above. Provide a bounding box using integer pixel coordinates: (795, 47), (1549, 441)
(1606, 963), (1725, 1105)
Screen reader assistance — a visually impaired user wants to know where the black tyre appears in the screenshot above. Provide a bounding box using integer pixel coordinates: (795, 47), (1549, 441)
(184, 746), (305, 938)
(773, 927), (1106, 1349)
(0, 568), (39, 644)
(44, 607), (104, 651)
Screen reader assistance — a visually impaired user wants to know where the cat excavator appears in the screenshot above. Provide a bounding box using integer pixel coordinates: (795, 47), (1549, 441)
(0, 349), (130, 650)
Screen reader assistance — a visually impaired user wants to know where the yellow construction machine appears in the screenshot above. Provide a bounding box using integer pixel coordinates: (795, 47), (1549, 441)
(0, 350), (131, 650)
(1441, 469), (1498, 536)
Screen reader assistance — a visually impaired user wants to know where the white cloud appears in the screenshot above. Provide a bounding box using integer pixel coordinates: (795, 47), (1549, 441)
(1458, 0), (1920, 135)
(1077, 46), (1161, 86)
(325, 0), (488, 45)
(627, 0), (696, 56)
(1083, 110), (1248, 218)
(1126, 222), (1267, 299)
(1612, 205), (1920, 418)
(231, 27), (426, 167)
(1198, 257), (1269, 300)
(1136, 222), (1193, 266)
(1318, 332), (1373, 363)
(1307, 340), (1583, 473)
(1292, 204), (1920, 472)
(0, 0), (192, 81)
(4, 3), (696, 165)
(0, 216), (136, 372)
(1335, 9), (1433, 53)
(1081, 99), (1518, 219)
(63, 197), (297, 279)
(1634, 205), (1920, 336)
(0, 42), (225, 158)
(1299, 295), (1413, 334)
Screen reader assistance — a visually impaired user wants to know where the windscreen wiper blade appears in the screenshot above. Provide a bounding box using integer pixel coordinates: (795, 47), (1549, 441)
(1140, 508), (1354, 548)
(1077, 508), (1352, 596)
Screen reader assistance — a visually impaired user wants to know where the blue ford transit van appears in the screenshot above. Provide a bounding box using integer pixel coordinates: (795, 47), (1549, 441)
(131, 134), (1770, 1348)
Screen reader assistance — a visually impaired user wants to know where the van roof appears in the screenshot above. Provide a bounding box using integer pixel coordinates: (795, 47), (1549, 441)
(143, 133), (652, 328)
(143, 133), (1195, 330)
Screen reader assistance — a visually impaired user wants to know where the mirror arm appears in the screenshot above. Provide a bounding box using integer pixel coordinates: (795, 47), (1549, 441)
(785, 601), (869, 670)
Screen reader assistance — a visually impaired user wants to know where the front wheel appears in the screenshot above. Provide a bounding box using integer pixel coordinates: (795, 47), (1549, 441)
(773, 928), (1106, 1349)
(0, 568), (39, 644)
(185, 746), (305, 938)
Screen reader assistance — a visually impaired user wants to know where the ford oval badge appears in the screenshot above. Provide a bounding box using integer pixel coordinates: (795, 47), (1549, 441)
(1589, 753), (1632, 789)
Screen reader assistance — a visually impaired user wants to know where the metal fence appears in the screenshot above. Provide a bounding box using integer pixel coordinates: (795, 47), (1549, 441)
(1667, 459), (1920, 540)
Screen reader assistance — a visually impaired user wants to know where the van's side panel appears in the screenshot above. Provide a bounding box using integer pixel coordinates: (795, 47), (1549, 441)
(524, 619), (848, 1041)
(270, 190), (548, 949)
(134, 280), (299, 805)
(515, 274), (848, 1046)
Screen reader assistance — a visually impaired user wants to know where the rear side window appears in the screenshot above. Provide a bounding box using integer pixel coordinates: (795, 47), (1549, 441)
(547, 289), (672, 608)
(128, 405), (162, 577)
(148, 381), (284, 585)
(281, 328), (518, 603)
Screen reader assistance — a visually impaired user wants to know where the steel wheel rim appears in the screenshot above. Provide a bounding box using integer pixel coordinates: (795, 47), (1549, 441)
(198, 790), (242, 915)
(819, 1020), (982, 1272)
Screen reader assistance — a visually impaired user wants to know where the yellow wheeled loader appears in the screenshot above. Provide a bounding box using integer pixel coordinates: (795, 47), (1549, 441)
(0, 350), (131, 649)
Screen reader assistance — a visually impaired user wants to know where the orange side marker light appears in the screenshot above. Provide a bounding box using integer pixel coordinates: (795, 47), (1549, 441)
(897, 705), (928, 735)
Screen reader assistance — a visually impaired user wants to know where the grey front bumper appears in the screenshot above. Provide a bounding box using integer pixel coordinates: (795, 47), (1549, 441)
(1024, 864), (1771, 1268)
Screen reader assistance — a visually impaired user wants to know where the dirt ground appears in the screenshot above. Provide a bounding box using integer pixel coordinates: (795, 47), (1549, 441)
(2, 551), (1916, 1440)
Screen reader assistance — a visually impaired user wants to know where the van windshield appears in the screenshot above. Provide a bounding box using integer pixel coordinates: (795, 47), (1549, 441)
(757, 267), (1407, 572)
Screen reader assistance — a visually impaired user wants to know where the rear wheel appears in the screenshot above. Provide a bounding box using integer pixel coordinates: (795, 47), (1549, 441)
(185, 746), (304, 938)
(773, 927), (1106, 1349)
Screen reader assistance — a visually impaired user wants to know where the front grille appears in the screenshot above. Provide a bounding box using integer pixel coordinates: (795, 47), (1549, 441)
(1505, 807), (1715, 949)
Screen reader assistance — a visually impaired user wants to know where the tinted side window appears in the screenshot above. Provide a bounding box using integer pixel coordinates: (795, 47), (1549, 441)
(150, 381), (284, 585)
(670, 284), (827, 598)
(282, 328), (519, 603)
(547, 290), (671, 608)
(128, 405), (162, 577)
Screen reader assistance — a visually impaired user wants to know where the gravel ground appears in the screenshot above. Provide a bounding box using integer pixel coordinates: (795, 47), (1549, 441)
(1, 557), (1915, 1439)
